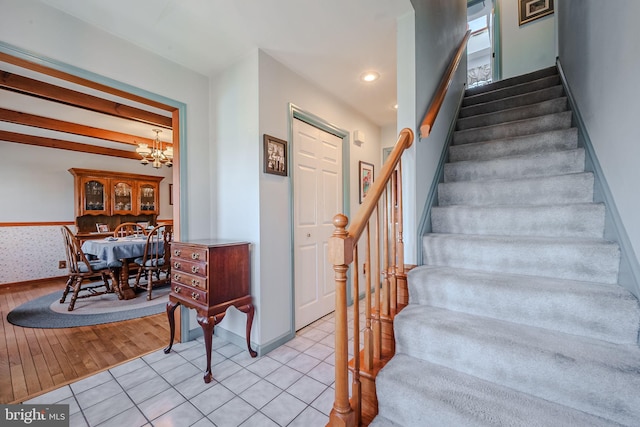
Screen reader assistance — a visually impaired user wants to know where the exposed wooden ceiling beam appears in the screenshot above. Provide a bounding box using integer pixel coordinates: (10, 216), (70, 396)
(0, 129), (140, 160)
(0, 70), (172, 128)
(0, 51), (176, 113)
(0, 107), (174, 147)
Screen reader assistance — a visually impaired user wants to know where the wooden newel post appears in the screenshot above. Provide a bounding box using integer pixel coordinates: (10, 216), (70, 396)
(328, 214), (355, 427)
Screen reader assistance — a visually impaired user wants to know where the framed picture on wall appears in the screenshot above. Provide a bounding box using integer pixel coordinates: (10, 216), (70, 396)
(169, 184), (173, 205)
(518, 0), (554, 26)
(359, 161), (374, 204)
(264, 134), (288, 176)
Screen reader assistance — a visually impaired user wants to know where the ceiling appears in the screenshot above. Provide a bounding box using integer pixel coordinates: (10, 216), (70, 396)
(39, 0), (414, 128)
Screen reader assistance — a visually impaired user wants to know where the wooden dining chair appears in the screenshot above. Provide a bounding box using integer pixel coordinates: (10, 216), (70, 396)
(112, 222), (148, 283)
(134, 224), (173, 300)
(60, 226), (114, 311)
(112, 222), (146, 237)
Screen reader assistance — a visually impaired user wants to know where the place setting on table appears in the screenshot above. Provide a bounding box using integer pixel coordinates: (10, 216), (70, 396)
(82, 233), (148, 299)
(81, 224), (171, 301)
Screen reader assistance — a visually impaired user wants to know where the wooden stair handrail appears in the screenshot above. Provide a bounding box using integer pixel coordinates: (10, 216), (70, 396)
(348, 128), (413, 244)
(328, 29), (471, 427)
(419, 30), (471, 139)
(327, 129), (413, 427)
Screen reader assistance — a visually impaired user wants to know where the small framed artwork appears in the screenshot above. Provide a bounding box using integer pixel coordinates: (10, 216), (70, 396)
(96, 223), (109, 233)
(518, 0), (554, 26)
(264, 134), (288, 176)
(169, 184), (173, 205)
(359, 161), (374, 204)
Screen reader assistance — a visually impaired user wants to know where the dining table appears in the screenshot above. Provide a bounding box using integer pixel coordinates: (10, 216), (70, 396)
(81, 235), (155, 300)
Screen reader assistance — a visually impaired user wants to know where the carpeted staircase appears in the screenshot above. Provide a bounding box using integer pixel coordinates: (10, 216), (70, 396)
(371, 66), (640, 426)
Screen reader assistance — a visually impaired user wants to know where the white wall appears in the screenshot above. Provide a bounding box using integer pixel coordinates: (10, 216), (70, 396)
(498, 0), (556, 79)
(259, 50), (383, 346)
(210, 50), (262, 344)
(409, 0), (467, 263)
(0, 0), (211, 240)
(558, 0), (640, 295)
(397, 10), (417, 263)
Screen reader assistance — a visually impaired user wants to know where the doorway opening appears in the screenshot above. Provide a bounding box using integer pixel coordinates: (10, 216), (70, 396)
(467, 0), (497, 88)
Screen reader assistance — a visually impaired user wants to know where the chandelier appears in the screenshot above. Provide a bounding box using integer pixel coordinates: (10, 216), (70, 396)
(136, 129), (173, 168)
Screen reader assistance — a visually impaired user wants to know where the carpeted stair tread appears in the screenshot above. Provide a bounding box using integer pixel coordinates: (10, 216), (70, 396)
(394, 306), (640, 425)
(462, 74), (561, 107)
(422, 233), (620, 284)
(431, 203), (605, 238)
(407, 266), (639, 344)
(456, 97), (568, 131)
(438, 172), (594, 206)
(453, 111), (572, 145)
(465, 65), (558, 97)
(444, 148), (585, 182)
(374, 66), (639, 426)
(459, 84), (564, 118)
(368, 415), (404, 427)
(449, 128), (578, 161)
(374, 353), (621, 427)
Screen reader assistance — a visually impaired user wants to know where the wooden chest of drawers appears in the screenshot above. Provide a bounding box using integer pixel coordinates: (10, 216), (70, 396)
(164, 239), (256, 383)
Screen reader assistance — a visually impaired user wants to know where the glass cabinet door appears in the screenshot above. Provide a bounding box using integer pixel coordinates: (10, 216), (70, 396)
(138, 183), (158, 214)
(81, 178), (108, 215)
(112, 180), (134, 215)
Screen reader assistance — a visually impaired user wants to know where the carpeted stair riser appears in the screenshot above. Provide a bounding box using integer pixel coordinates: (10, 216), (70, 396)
(393, 306), (640, 425)
(453, 111), (572, 145)
(374, 354), (620, 427)
(422, 234), (620, 284)
(465, 65), (559, 97)
(407, 266), (640, 344)
(438, 172), (594, 207)
(459, 85), (565, 118)
(449, 128), (578, 161)
(444, 148), (585, 182)
(431, 203), (605, 238)
(372, 65), (640, 427)
(462, 74), (561, 107)
(456, 97), (568, 131)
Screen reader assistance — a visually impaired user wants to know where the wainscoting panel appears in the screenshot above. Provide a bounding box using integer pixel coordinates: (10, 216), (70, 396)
(0, 224), (69, 284)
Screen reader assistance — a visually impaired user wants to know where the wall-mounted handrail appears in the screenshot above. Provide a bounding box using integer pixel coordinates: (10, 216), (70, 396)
(420, 30), (471, 139)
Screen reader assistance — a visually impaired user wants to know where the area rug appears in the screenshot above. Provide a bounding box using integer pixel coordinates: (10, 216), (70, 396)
(7, 282), (170, 328)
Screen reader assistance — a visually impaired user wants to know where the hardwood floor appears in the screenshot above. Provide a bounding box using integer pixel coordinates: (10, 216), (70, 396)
(0, 278), (170, 404)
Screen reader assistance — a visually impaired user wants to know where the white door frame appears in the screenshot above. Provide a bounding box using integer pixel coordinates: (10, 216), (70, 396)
(288, 103), (351, 332)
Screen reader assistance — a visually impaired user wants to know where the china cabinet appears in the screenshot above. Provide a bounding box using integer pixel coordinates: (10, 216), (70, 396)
(69, 168), (164, 237)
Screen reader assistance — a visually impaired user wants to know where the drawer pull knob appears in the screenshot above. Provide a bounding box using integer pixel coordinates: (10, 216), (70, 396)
(191, 253), (200, 260)
(174, 249), (181, 256)
(191, 279), (200, 286)
(191, 292), (200, 301)
(173, 274), (181, 281)
(191, 266), (200, 274)
(174, 262), (181, 269)
(173, 286), (181, 293)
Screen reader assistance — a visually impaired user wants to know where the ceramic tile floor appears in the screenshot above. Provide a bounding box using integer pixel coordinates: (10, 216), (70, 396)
(24, 305), (365, 427)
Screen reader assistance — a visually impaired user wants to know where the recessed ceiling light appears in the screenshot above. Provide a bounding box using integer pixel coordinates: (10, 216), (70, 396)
(393, 104), (398, 110)
(360, 71), (380, 82)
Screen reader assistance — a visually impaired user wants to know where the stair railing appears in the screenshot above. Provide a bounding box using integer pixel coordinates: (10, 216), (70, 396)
(327, 29), (471, 427)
